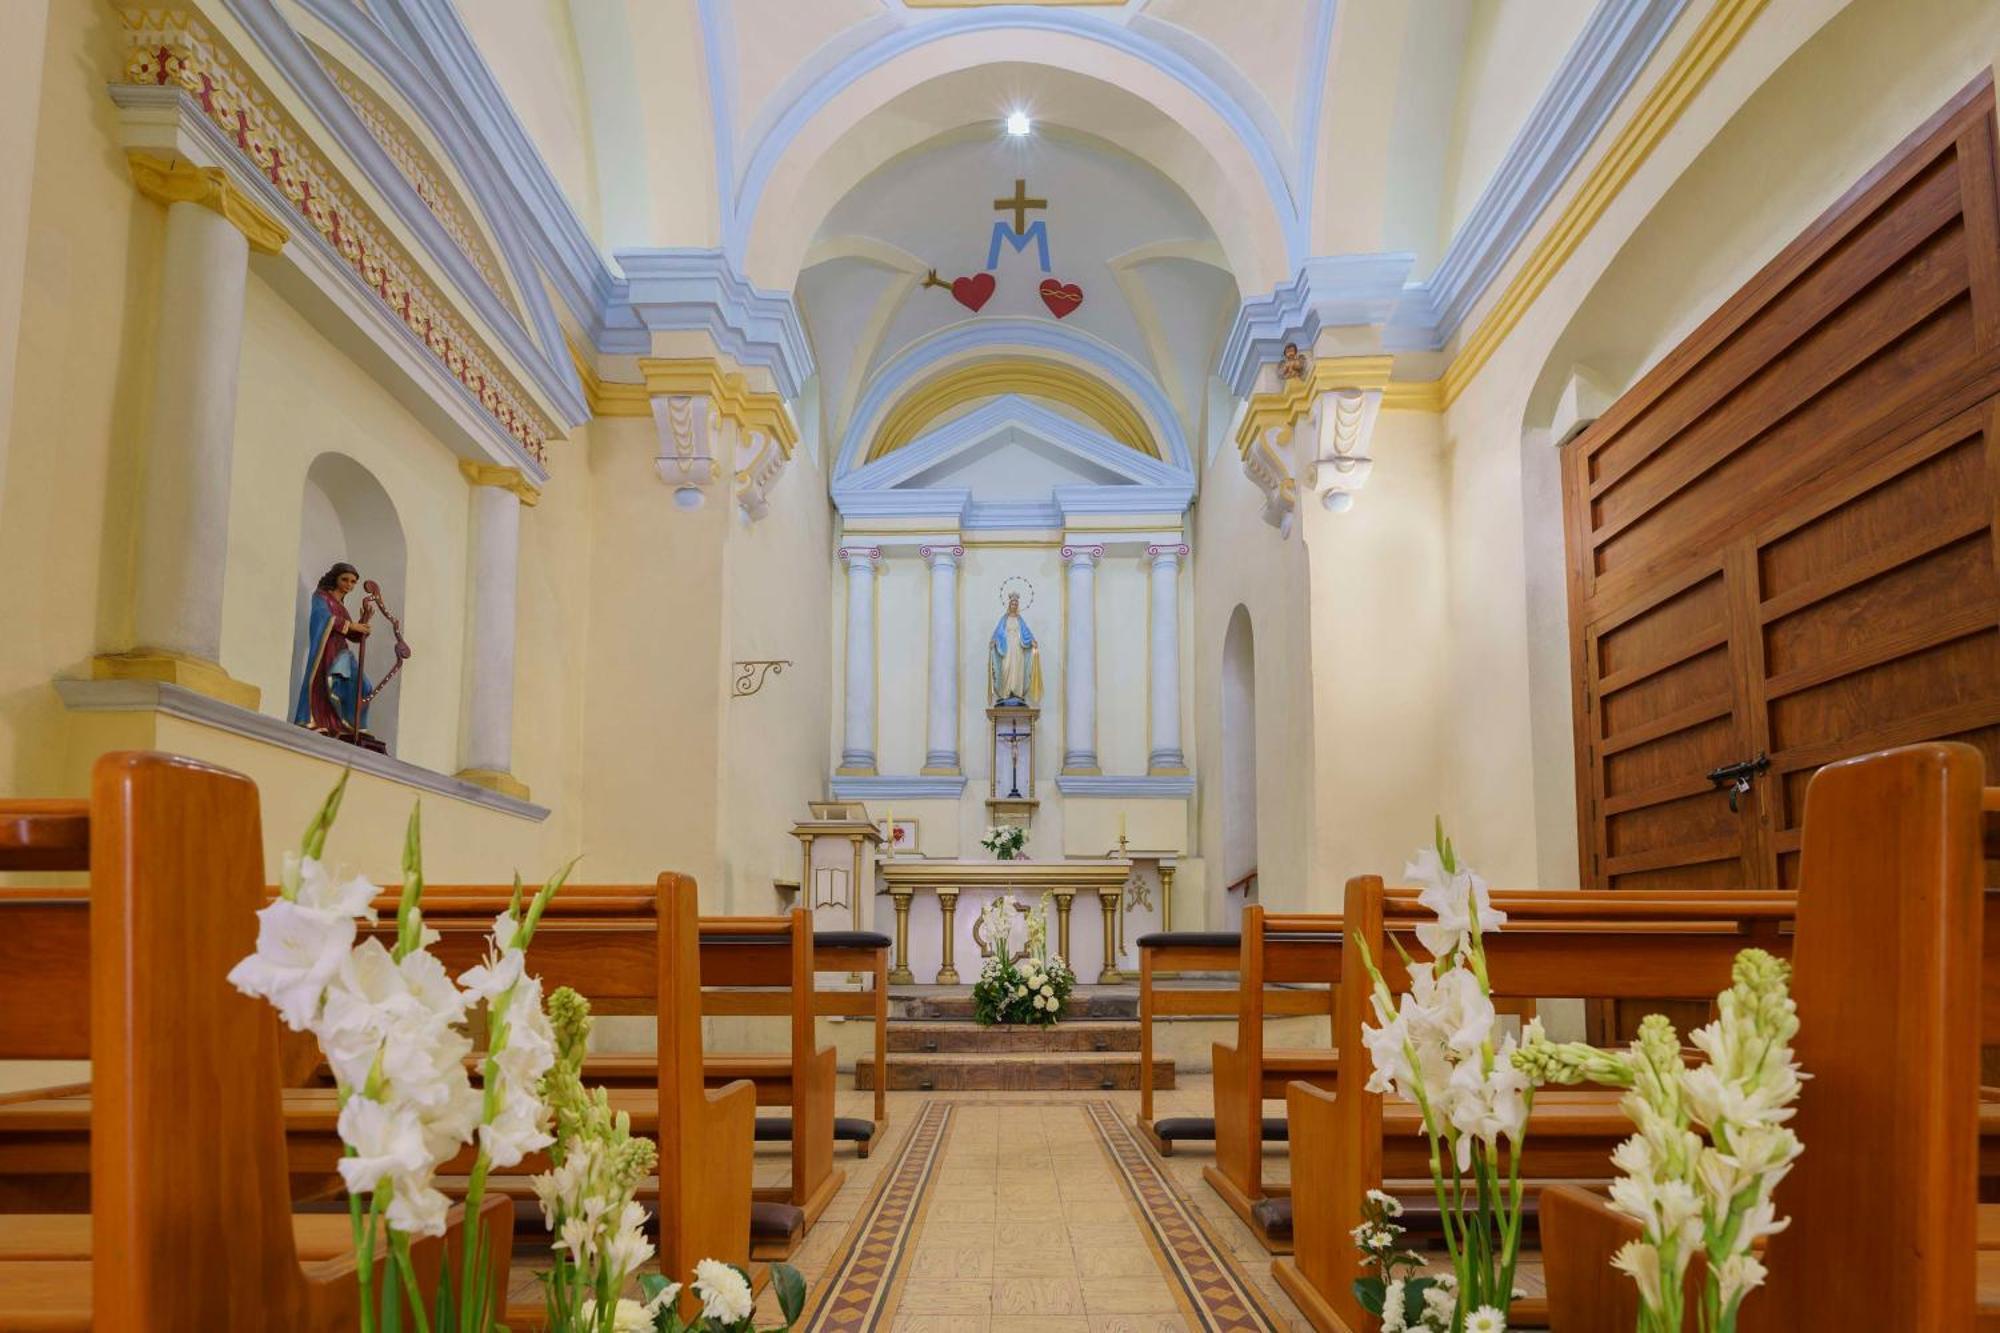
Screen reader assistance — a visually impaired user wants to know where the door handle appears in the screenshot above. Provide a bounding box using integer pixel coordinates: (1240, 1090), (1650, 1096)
(1705, 753), (1771, 813)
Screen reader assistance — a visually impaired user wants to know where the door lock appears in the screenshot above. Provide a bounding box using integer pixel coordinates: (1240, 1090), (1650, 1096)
(1705, 753), (1771, 812)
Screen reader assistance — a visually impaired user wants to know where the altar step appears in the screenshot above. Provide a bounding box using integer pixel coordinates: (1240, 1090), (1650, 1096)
(887, 988), (1139, 1021)
(889, 1020), (1139, 1053)
(859, 1014), (1173, 1091)
(854, 1049), (1176, 1092)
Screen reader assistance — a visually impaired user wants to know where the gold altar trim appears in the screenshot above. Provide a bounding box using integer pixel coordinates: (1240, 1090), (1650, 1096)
(1233, 355), (1393, 459)
(881, 860), (1134, 892)
(128, 153), (289, 255)
(92, 648), (260, 710)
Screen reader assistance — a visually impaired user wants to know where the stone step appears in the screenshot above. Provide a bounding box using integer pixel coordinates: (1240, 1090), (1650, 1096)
(854, 1051), (1175, 1092)
(890, 990), (1139, 1021)
(887, 1021), (1140, 1054)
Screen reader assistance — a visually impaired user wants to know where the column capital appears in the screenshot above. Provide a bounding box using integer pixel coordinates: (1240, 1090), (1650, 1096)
(458, 460), (542, 507)
(127, 153), (288, 256)
(838, 545), (882, 568)
(1059, 543), (1104, 567)
(1145, 543), (1190, 566)
(919, 543), (965, 567)
(640, 356), (797, 519)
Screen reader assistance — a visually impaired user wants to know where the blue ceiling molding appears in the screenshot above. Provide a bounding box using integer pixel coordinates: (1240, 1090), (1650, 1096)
(837, 319), (1194, 481)
(1215, 252), (1416, 397)
(726, 6), (1308, 272)
(614, 250), (816, 401)
(1220, 0), (1686, 379)
(234, 0), (587, 426)
(1417, 0), (1688, 347)
(369, 0), (621, 344)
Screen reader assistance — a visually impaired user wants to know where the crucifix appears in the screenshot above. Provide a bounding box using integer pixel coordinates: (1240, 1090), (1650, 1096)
(997, 711), (1032, 798)
(993, 178), (1046, 234)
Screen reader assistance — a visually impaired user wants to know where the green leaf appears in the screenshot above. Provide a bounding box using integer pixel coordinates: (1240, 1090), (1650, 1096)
(1353, 1277), (1386, 1315)
(301, 768), (352, 861)
(771, 1262), (807, 1325)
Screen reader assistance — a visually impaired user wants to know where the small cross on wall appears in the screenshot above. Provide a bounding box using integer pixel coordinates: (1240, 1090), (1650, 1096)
(994, 178), (1047, 234)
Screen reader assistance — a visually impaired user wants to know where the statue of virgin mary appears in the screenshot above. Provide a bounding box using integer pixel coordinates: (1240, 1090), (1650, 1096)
(988, 591), (1043, 706)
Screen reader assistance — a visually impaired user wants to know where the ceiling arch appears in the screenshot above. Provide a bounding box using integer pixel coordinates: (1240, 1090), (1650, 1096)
(735, 31), (1299, 295)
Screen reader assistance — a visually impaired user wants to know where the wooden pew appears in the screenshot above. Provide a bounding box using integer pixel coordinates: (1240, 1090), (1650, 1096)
(0, 751), (512, 1330)
(0, 863), (754, 1303)
(417, 887), (889, 1159)
(1135, 929), (1288, 1156)
(1201, 910), (1342, 1250)
(1270, 882), (1799, 1331)
(1542, 743), (1998, 1332)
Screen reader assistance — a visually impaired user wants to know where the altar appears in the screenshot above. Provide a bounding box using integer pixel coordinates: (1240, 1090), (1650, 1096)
(878, 856), (1174, 986)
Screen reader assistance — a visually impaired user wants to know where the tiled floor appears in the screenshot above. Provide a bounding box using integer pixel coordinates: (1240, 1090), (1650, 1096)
(506, 1075), (1548, 1332)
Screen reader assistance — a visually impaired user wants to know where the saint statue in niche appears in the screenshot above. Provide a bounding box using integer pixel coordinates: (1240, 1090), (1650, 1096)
(988, 589), (1043, 707)
(293, 562), (391, 751)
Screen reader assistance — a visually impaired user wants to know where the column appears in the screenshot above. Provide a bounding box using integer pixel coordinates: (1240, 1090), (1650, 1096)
(935, 887), (960, 985)
(95, 157), (286, 709)
(837, 546), (882, 774)
(457, 463), (537, 799)
(920, 544), (963, 775)
(1061, 544), (1102, 774)
(1146, 543), (1189, 774)
(1099, 887), (1126, 983)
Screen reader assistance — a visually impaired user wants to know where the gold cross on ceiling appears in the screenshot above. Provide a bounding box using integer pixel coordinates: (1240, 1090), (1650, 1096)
(993, 178), (1047, 234)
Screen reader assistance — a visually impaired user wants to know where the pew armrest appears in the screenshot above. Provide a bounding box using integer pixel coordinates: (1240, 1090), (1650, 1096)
(693, 1078), (758, 1275)
(1540, 1184), (1641, 1333)
(1281, 1083), (1348, 1304)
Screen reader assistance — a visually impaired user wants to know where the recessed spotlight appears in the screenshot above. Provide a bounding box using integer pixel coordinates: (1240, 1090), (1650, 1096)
(1005, 110), (1032, 137)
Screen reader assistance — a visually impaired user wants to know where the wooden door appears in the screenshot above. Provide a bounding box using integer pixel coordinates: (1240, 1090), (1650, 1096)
(1564, 75), (2000, 914)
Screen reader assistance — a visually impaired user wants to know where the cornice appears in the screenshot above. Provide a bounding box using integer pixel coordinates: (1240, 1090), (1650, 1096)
(457, 459), (541, 506)
(128, 152), (290, 254)
(639, 357), (798, 457)
(615, 250), (814, 401)
(113, 11), (561, 463)
(1215, 254), (1416, 397)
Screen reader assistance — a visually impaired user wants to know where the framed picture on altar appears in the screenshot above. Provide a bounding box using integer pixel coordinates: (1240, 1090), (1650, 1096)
(877, 818), (918, 855)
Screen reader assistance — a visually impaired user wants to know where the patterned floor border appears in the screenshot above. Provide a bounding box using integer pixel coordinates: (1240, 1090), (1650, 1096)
(797, 1097), (1286, 1332)
(1081, 1100), (1288, 1333)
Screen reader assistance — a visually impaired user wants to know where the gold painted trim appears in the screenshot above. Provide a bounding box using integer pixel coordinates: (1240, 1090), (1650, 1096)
(456, 766), (531, 801)
(867, 358), (1161, 461)
(1233, 355), (1393, 457)
(457, 459), (541, 507)
(569, 341), (650, 418)
(1438, 0), (1770, 407)
(128, 153), (289, 255)
(641, 357), (798, 457)
(92, 649), (261, 711)
(1382, 379), (1445, 412)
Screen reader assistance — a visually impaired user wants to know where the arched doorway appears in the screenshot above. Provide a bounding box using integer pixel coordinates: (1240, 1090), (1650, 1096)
(1220, 604), (1257, 928)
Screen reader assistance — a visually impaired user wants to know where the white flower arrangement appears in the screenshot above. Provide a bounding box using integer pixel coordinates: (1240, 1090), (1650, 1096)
(979, 823), (1027, 861)
(1514, 949), (1804, 1333)
(971, 893), (1073, 1026)
(228, 772), (573, 1333)
(1352, 822), (1529, 1331)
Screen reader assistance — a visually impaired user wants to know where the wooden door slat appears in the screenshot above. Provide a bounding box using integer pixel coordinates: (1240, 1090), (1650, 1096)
(1761, 605), (1996, 701)
(1760, 510), (1988, 623)
(1597, 697), (1735, 757)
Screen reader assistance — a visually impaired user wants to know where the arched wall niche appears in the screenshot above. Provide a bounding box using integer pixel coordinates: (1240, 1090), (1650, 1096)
(1220, 602), (1257, 931)
(1510, 0), (2000, 889)
(290, 452), (410, 753)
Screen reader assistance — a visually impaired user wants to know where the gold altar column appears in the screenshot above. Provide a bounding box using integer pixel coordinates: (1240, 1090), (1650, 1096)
(1053, 890), (1075, 964)
(1099, 888), (1126, 983)
(935, 887), (961, 984)
(1160, 863), (1176, 932)
(888, 890), (915, 985)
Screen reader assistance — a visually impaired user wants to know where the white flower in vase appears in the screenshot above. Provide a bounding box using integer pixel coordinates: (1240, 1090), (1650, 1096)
(694, 1257), (755, 1324)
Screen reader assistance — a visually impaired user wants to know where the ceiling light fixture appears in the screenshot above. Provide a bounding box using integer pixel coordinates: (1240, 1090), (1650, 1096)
(1005, 110), (1032, 137)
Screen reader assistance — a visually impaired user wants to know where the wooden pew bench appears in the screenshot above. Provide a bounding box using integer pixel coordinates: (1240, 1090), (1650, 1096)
(1543, 745), (2000, 1331)
(1270, 883), (1800, 1331)
(0, 751), (512, 1330)
(1135, 930), (1288, 1155)
(0, 865), (754, 1315)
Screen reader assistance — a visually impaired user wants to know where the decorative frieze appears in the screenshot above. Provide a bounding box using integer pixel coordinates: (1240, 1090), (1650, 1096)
(309, 41), (517, 318)
(116, 8), (556, 463)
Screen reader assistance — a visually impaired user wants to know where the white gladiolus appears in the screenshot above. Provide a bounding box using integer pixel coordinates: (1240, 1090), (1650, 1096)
(386, 1176), (453, 1238)
(227, 895), (359, 1031)
(335, 1096), (429, 1193)
(694, 1257), (755, 1324)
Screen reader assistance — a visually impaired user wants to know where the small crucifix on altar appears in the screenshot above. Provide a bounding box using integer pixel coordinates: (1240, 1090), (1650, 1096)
(986, 704), (1039, 823)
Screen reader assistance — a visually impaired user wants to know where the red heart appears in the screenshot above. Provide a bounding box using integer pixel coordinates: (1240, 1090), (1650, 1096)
(1039, 279), (1083, 318)
(950, 273), (995, 312)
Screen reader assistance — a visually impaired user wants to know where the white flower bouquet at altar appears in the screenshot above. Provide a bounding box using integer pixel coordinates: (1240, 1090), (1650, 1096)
(536, 987), (808, 1333)
(1351, 821), (1527, 1333)
(1514, 949), (1804, 1333)
(228, 771), (575, 1333)
(979, 823), (1027, 861)
(971, 892), (1074, 1027)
